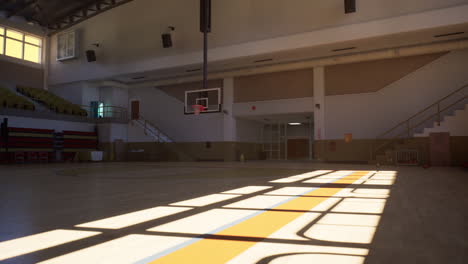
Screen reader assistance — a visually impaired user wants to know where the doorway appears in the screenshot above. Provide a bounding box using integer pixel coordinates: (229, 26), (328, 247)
(131, 100), (140, 120)
(260, 116), (314, 160)
(287, 138), (310, 160)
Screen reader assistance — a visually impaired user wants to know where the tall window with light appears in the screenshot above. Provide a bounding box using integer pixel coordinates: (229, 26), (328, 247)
(0, 26), (42, 64)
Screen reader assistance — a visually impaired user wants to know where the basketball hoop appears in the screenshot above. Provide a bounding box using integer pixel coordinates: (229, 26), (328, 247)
(192, 104), (206, 115)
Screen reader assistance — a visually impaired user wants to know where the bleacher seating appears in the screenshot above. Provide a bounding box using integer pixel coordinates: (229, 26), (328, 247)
(17, 86), (87, 116)
(0, 127), (54, 163)
(0, 86), (35, 111)
(62, 130), (99, 162)
(0, 127), (99, 163)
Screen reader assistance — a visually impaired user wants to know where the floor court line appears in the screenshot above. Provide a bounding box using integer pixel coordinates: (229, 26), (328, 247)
(142, 171), (371, 264)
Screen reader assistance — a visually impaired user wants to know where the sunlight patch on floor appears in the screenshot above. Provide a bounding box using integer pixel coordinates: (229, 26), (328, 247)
(76, 206), (192, 229)
(0, 229), (101, 261)
(170, 193), (241, 207)
(0, 169), (397, 264)
(224, 195), (293, 210)
(148, 208), (260, 235)
(38, 234), (192, 264)
(226, 243), (368, 264)
(331, 198), (387, 214)
(222, 186), (273, 194)
(269, 170), (333, 183)
(265, 187), (315, 196)
(268, 254), (365, 264)
(305, 224), (377, 244)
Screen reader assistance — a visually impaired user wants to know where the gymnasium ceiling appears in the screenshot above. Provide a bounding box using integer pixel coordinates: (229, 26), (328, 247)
(116, 22), (468, 85)
(0, 0), (133, 31)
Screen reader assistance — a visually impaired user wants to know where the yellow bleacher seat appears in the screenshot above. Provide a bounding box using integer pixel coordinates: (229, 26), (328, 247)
(0, 86), (35, 111)
(17, 86), (87, 116)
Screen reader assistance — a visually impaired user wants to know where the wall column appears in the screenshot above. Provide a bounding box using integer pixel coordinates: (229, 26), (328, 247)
(314, 66), (326, 160)
(223, 77), (237, 141)
(43, 36), (51, 90)
(223, 78), (237, 161)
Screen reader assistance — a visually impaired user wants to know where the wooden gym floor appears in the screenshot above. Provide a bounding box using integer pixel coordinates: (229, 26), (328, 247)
(0, 162), (467, 263)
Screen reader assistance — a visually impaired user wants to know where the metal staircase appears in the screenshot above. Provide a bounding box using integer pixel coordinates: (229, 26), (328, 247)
(370, 83), (468, 164)
(132, 114), (173, 143)
(131, 115), (196, 161)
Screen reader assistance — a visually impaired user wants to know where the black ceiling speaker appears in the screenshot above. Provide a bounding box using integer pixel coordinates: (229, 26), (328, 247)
(200, 0), (211, 33)
(345, 0), (356, 14)
(162, 33), (172, 48)
(86, 50), (96, 62)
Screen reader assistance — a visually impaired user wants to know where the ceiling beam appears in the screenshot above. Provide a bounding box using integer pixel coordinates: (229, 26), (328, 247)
(48, 0), (136, 35)
(7, 0), (38, 18)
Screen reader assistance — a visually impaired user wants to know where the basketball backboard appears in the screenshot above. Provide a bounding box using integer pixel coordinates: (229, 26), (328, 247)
(184, 87), (222, 114)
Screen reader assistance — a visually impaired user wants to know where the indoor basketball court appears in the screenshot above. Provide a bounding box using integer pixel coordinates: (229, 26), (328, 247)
(1, 0), (467, 263)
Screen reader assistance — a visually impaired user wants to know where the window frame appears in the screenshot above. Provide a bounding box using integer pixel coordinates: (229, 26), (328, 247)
(56, 30), (77, 61)
(0, 25), (43, 64)
(0, 26), (4, 55)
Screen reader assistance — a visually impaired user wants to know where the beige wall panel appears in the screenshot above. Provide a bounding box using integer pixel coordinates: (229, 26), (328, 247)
(157, 79), (223, 103)
(314, 138), (431, 164)
(325, 53), (446, 96)
(125, 141), (261, 162)
(234, 69), (314, 103)
(0, 60), (43, 88)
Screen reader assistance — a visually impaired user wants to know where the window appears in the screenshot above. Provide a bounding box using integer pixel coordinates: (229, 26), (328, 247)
(57, 30), (76, 61)
(98, 103), (104, 118)
(0, 27), (4, 55)
(0, 26), (42, 64)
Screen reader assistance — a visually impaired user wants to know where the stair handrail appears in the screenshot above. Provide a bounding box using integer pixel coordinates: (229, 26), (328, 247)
(134, 114), (174, 143)
(371, 83), (468, 160)
(376, 83), (468, 139)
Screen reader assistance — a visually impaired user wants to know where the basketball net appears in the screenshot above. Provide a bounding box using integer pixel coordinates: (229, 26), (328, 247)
(192, 104), (207, 115)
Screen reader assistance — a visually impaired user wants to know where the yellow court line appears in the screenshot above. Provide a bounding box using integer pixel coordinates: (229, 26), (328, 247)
(148, 171), (370, 264)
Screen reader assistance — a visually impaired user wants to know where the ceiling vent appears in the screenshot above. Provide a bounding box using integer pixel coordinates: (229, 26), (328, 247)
(332, 47), (356, 52)
(254, 58), (273, 63)
(186, 68), (201, 73)
(434, 32), (465, 38)
(131, 76), (146, 80)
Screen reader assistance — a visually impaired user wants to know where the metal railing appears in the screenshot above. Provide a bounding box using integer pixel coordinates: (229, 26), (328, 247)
(133, 114), (173, 143)
(371, 83), (468, 160)
(0, 104), (128, 123)
(80, 105), (128, 121)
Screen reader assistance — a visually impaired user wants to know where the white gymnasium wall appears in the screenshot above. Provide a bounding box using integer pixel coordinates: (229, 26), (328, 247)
(0, 115), (95, 132)
(236, 119), (262, 143)
(127, 87), (224, 142)
(49, 82), (84, 105)
(97, 123), (128, 143)
(82, 82), (100, 107)
(50, 82), (128, 110)
(324, 49), (468, 139)
(47, 0), (468, 84)
(108, 86), (129, 109)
